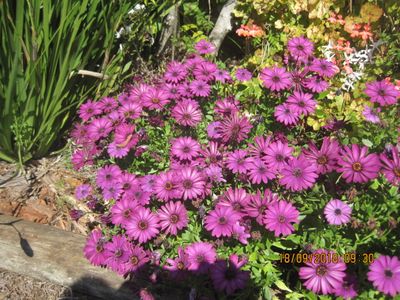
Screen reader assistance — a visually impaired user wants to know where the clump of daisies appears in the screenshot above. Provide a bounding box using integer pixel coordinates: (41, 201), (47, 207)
(71, 37), (400, 298)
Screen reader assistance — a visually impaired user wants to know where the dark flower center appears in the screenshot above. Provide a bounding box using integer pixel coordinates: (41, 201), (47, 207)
(298, 101), (306, 107)
(233, 202), (241, 211)
(334, 208), (342, 216)
(320, 64), (328, 70)
(182, 146), (191, 153)
(170, 214), (179, 224)
(292, 168), (302, 178)
(182, 179), (193, 189)
(123, 183), (131, 190)
(259, 205), (267, 214)
(225, 267), (236, 280)
(275, 154), (284, 162)
(105, 174), (112, 180)
(272, 75), (281, 83)
(114, 249), (123, 258)
(172, 71), (179, 77)
(196, 254), (204, 263)
(316, 265), (328, 276)
(378, 89), (386, 96)
(123, 209), (131, 218)
(384, 269), (393, 278)
(95, 244), (104, 253)
(182, 113), (191, 120)
(138, 220), (148, 230)
(152, 98), (160, 104)
(164, 181), (173, 190)
(278, 215), (286, 223)
(130, 256), (139, 265)
(134, 191), (142, 198)
(296, 44), (304, 51)
(393, 167), (400, 177)
(177, 261), (185, 270)
(231, 124), (241, 136)
(210, 156), (217, 163)
(196, 84), (204, 91)
(218, 216), (227, 225)
(317, 155), (328, 165)
(258, 166), (266, 173)
(352, 162), (363, 172)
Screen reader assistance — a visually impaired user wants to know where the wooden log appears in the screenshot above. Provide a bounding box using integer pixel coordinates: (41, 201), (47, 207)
(0, 215), (134, 300)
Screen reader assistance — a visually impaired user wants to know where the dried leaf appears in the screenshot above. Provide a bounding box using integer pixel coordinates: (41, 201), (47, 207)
(360, 3), (383, 23)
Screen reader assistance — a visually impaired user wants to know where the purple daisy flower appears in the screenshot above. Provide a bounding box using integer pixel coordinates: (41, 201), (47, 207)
(214, 97), (240, 117)
(163, 247), (190, 280)
(158, 201), (188, 235)
(235, 68), (252, 81)
(102, 183), (123, 201)
(260, 67), (292, 91)
(263, 140), (293, 171)
(84, 229), (108, 266)
(131, 184), (151, 206)
(304, 76), (329, 93)
(201, 141), (225, 166)
(245, 189), (279, 225)
(207, 121), (222, 139)
(194, 39), (216, 55)
(164, 61), (187, 83)
(286, 91), (317, 116)
(324, 199), (352, 225)
(70, 123), (89, 145)
(334, 274), (358, 299)
(204, 206), (241, 238)
(140, 174), (157, 193)
(171, 99), (202, 127)
(365, 80), (399, 106)
(118, 172), (139, 195)
(362, 105), (381, 124)
(111, 197), (140, 228)
(263, 200), (300, 237)
(280, 155), (318, 191)
(177, 167), (206, 200)
(303, 137), (340, 175)
(99, 96), (118, 113)
(367, 255), (400, 297)
(118, 102), (142, 120)
(189, 80), (211, 97)
(193, 61), (217, 82)
(185, 242), (217, 273)
(247, 158), (275, 184)
(171, 137), (201, 161)
(96, 165), (122, 189)
(232, 222), (251, 244)
(104, 235), (131, 274)
(126, 207), (160, 244)
(274, 103), (300, 126)
(247, 135), (272, 158)
(310, 59), (337, 78)
(210, 255), (250, 295)
(219, 113), (252, 144)
(226, 149), (252, 174)
(107, 142), (131, 158)
(79, 100), (102, 121)
(87, 117), (113, 141)
(299, 249), (347, 295)
(287, 36), (314, 58)
(153, 171), (182, 201)
(380, 145), (400, 185)
(128, 83), (151, 104)
(214, 69), (232, 83)
(205, 165), (226, 183)
(123, 244), (149, 274)
(336, 144), (381, 183)
(75, 184), (92, 200)
(217, 188), (249, 216)
(142, 87), (170, 110)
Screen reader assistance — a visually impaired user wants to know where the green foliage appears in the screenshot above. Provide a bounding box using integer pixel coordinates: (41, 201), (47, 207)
(0, 0), (132, 166)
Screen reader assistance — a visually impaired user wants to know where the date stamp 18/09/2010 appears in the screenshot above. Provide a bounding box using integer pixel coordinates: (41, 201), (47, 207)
(279, 252), (375, 265)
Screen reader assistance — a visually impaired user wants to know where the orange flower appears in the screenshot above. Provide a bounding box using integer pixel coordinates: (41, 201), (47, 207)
(236, 24), (265, 38)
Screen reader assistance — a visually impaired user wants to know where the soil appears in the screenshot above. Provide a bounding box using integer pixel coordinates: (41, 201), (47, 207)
(0, 155), (94, 235)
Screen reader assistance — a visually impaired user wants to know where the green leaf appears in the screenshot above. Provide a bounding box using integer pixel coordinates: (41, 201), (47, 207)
(275, 280), (293, 292)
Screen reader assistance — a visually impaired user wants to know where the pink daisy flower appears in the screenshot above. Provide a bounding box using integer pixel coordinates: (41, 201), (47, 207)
(323, 199), (352, 225)
(153, 171), (182, 201)
(75, 184), (92, 200)
(226, 149), (252, 174)
(171, 137), (201, 161)
(79, 100), (102, 121)
(104, 235), (130, 273)
(214, 97), (240, 117)
(380, 145), (400, 185)
(299, 249), (347, 295)
(201, 141), (225, 167)
(189, 80), (211, 97)
(171, 99), (202, 127)
(247, 135), (272, 158)
(274, 103), (300, 125)
(96, 165), (122, 189)
(163, 247), (190, 280)
(217, 188), (249, 216)
(235, 68), (252, 81)
(303, 137), (340, 175)
(334, 274), (358, 299)
(102, 183), (123, 201)
(287, 36), (314, 58)
(245, 189), (279, 225)
(164, 61), (187, 83)
(304, 76), (329, 93)
(214, 69), (232, 83)
(286, 91), (317, 116)
(204, 206), (241, 237)
(118, 102), (142, 120)
(177, 167), (206, 200)
(263, 200), (300, 236)
(194, 39), (216, 55)
(260, 67), (292, 91)
(158, 201), (188, 235)
(232, 222), (251, 244)
(185, 242), (217, 273)
(205, 165), (226, 183)
(123, 244), (149, 274)
(128, 83), (151, 104)
(142, 87), (170, 110)
(126, 207), (160, 244)
(210, 255), (250, 295)
(367, 255), (400, 297)
(219, 113), (252, 144)
(111, 197), (140, 228)
(84, 229), (108, 266)
(263, 140), (293, 171)
(310, 59), (337, 78)
(365, 80), (399, 106)
(280, 155), (318, 191)
(99, 96), (118, 113)
(247, 158), (275, 184)
(193, 61), (217, 82)
(207, 121), (222, 139)
(87, 117), (113, 141)
(362, 105), (381, 124)
(336, 144), (381, 183)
